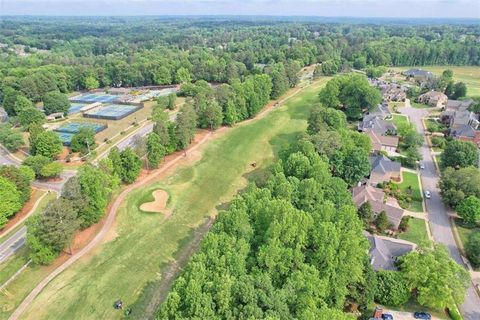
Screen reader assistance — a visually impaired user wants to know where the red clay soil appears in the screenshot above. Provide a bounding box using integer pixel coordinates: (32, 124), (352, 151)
(0, 189), (41, 237)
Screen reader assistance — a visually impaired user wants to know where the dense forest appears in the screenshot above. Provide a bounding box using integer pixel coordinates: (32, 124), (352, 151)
(0, 17), (479, 106)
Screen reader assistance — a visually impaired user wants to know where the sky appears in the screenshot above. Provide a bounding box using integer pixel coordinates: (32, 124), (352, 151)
(1, 0), (479, 18)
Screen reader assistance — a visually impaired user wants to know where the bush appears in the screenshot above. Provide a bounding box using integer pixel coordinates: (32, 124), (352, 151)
(431, 136), (446, 149)
(465, 232), (480, 268)
(447, 305), (463, 320)
(375, 270), (411, 306)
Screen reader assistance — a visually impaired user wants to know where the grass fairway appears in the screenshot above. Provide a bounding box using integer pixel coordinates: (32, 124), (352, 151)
(397, 171), (423, 212)
(15, 79), (329, 320)
(398, 217), (430, 246)
(392, 66), (480, 97)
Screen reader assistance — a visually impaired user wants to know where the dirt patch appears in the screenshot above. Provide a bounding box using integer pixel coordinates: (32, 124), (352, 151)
(140, 190), (170, 216)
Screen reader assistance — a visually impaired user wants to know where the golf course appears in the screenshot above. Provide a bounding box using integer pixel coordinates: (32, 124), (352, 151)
(8, 78), (329, 320)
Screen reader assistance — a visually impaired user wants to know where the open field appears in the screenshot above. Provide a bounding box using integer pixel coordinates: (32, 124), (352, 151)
(392, 66), (480, 97)
(397, 171), (423, 212)
(398, 217), (430, 246)
(5, 79), (329, 320)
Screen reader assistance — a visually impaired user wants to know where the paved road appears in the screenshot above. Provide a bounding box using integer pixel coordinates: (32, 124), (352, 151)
(0, 226), (26, 264)
(400, 102), (480, 319)
(0, 145), (21, 166)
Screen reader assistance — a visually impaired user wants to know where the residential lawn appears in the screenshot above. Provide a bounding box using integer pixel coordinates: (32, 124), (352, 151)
(454, 218), (480, 270)
(434, 154), (442, 171)
(397, 171), (423, 212)
(398, 218), (430, 246)
(425, 118), (447, 133)
(387, 113), (409, 128)
(392, 66), (480, 97)
(9, 78), (330, 320)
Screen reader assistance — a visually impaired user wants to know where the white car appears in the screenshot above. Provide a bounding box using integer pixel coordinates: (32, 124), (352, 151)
(424, 191), (431, 199)
(419, 163), (425, 170)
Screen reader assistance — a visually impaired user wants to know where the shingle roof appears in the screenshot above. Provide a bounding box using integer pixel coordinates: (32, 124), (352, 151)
(451, 124), (476, 138)
(364, 232), (416, 271)
(370, 155), (401, 175)
(359, 114), (396, 135)
(367, 130), (399, 151)
(404, 68), (433, 78)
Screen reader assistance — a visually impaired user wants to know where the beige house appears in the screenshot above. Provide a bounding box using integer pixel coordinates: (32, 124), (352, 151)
(369, 155), (401, 186)
(417, 91), (448, 108)
(352, 185), (405, 229)
(367, 129), (399, 154)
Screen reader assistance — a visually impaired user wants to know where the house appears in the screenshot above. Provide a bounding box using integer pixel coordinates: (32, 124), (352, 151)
(403, 68), (434, 81)
(0, 107), (8, 123)
(352, 185), (405, 229)
(381, 85), (406, 102)
(358, 114), (396, 136)
(369, 155), (401, 186)
(445, 99), (474, 112)
(449, 110), (479, 130)
(367, 130), (399, 154)
(364, 231), (416, 271)
(417, 91), (448, 108)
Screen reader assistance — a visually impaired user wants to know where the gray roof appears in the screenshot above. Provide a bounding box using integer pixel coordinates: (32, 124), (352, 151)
(403, 68), (433, 78)
(364, 232), (416, 271)
(451, 124), (476, 138)
(451, 110), (479, 128)
(370, 155), (401, 176)
(446, 99), (474, 111)
(359, 114), (396, 135)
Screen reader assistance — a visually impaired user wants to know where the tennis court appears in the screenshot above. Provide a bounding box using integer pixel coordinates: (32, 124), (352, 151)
(70, 93), (119, 104)
(56, 132), (76, 146)
(68, 103), (85, 115)
(83, 104), (142, 120)
(55, 122), (107, 134)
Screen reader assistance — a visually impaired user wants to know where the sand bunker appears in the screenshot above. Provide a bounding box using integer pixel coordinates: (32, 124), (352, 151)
(140, 190), (170, 216)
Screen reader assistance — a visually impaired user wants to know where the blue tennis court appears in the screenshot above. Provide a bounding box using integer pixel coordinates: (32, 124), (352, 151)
(56, 132), (75, 146)
(68, 103), (85, 115)
(54, 122), (107, 134)
(70, 93), (119, 104)
(83, 104), (142, 120)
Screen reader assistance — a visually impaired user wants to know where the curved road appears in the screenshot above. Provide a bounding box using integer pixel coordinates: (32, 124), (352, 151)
(400, 101), (480, 319)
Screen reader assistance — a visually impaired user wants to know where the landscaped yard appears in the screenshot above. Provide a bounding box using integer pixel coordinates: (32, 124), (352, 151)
(8, 79), (330, 320)
(398, 217), (430, 246)
(387, 113), (409, 128)
(425, 118), (447, 133)
(454, 218), (480, 270)
(392, 66), (480, 97)
(397, 171), (423, 212)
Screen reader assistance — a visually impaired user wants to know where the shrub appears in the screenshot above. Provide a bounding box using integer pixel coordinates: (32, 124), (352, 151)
(465, 232), (480, 268)
(375, 270), (410, 306)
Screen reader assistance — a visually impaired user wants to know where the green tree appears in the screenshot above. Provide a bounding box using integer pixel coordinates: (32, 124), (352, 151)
(0, 125), (24, 151)
(43, 91), (70, 115)
(451, 82), (467, 100)
(320, 59), (340, 76)
(365, 66), (387, 78)
(197, 98), (223, 130)
(27, 198), (79, 264)
(120, 147), (142, 183)
(84, 76), (99, 90)
(167, 93), (176, 110)
(440, 166), (480, 208)
(70, 128), (95, 154)
(154, 66), (172, 85)
(0, 176), (22, 227)
(2, 87), (20, 116)
(146, 132), (166, 169)
(374, 211), (390, 233)
(331, 147), (371, 186)
(39, 161), (63, 179)
(441, 140), (478, 169)
(457, 196), (480, 225)
(31, 130), (62, 159)
(175, 67), (192, 84)
(14, 95), (34, 114)
(375, 270), (410, 306)
(17, 107), (45, 128)
(23, 155), (52, 178)
(399, 245), (470, 309)
(358, 202), (374, 228)
(175, 104), (197, 150)
(0, 165), (33, 204)
(466, 232), (480, 268)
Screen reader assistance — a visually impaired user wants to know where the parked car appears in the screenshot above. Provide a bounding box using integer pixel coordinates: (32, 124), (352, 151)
(414, 312), (431, 319)
(381, 313), (394, 320)
(424, 190), (431, 199)
(419, 162), (425, 170)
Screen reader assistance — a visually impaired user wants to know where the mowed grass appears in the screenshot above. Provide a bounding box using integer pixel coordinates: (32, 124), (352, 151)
(454, 218), (480, 270)
(398, 217), (430, 246)
(14, 79), (329, 320)
(397, 171), (423, 212)
(392, 66), (480, 97)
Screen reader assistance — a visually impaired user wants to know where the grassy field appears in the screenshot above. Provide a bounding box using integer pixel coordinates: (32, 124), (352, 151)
(392, 66), (480, 97)
(397, 171), (423, 212)
(10, 79), (329, 320)
(398, 218), (430, 246)
(391, 114), (409, 128)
